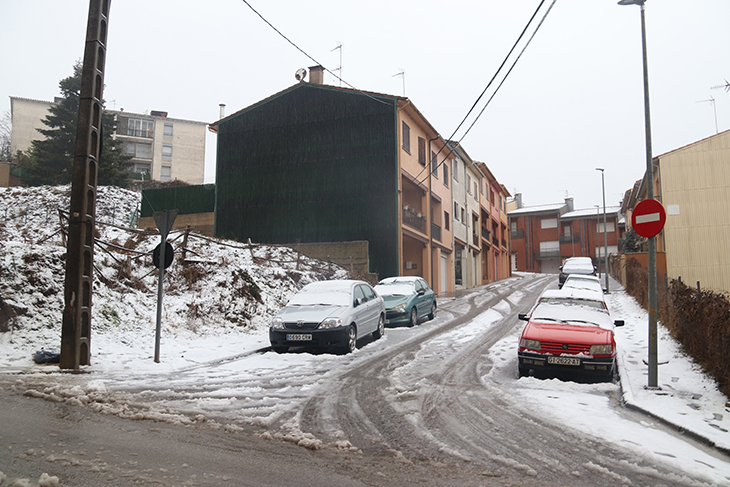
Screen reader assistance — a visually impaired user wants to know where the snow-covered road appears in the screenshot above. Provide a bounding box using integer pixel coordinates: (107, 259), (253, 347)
(4, 273), (728, 486)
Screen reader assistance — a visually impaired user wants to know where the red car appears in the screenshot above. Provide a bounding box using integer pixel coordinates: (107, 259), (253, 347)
(517, 289), (624, 381)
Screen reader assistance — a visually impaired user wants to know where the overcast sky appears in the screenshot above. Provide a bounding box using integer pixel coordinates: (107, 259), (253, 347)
(2, 0), (728, 210)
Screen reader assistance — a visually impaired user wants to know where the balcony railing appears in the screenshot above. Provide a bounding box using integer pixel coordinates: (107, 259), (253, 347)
(431, 223), (441, 242)
(534, 250), (561, 259)
(492, 236), (499, 247)
(482, 228), (491, 241)
(502, 238), (507, 248)
(511, 230), (524, 239)
(122, 127), (154, 138)
(560, 234), (580, 244)
(403, 207), (426, 232)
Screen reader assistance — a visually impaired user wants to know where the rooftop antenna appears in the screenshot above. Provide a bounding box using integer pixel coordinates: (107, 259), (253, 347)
(393, 69), (405, 96)
(696, 95), (718, 134)
(331, 42), (343, 87)
(710, 79), (730, 93)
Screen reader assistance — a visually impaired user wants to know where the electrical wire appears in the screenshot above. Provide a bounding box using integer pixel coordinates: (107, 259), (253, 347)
(412, 0), (556, 187)
(240, 0), (391, 106)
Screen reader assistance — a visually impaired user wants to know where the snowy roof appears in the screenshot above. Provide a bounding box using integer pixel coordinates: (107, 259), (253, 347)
(508, 202), (566, 216)
(561, 206), (622, 220)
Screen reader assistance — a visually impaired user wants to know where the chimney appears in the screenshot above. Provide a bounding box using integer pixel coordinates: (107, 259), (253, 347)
(565, 197), (574, 212)
(515, 193), (523, 209)
(309, 65), (325, 85)
(219, 103), (226, 119)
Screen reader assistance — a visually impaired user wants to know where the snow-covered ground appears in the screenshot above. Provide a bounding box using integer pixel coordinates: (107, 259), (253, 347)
(1, 186), (729, 486)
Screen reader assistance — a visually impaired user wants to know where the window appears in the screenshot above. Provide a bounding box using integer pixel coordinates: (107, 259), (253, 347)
(563, 225), (572, 237)
(417, 137), (426, 165)
(162, 144), (172, 161)
(540, 241), (560, 253)
(123, 141), (152, 159)
(467, 174), (472, 194)
(454, 202), (459, 222)
(161, 164), (172, 182)
(354, 285), (365, 303)
(163, 123), (173, 140)
(127, 118), (153, 138)
(461, 207), (465, 223)
(541, 218), (558, 229)
(444, 211), (450, 230)
(402, 121), (411, 153)
(480, 180), (484, 195)
(598, 222), (616, 233)
(443, 164), (449, 187)
(431, 151), (438, 176)
(511, 221), (518, 233)
(474, 182), (478, 199)
(452, 159), (458, 182)
(490, 190), (495, 205)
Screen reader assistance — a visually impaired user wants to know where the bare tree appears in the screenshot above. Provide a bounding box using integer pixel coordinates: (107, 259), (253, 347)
(0, 110), (11, 162)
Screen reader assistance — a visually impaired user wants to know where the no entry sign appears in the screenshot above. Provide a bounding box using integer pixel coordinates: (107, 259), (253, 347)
(632, 199), (666, 238)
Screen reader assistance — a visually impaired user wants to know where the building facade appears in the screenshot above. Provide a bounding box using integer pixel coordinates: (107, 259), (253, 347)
(9, 96), (207, 184)
(211, 67), (510, 294)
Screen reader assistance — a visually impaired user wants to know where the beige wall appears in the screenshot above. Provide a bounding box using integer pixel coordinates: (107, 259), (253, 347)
(10, 97), (53, 159)
(660, 129), (730, 293)
(150, 116), (206, 184)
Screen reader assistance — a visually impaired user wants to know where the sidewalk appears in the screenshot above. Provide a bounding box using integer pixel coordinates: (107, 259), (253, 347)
(605, 277), (730, 455)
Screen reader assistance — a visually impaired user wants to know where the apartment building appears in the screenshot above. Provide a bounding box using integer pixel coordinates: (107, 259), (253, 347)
(478, 163), (511, 283)
(210, 66), (510, 293)
(9, 96), (207, 184)
(623, 128), (730, 294)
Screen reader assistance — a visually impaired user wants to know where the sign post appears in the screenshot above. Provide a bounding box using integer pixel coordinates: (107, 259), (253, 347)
(153, 209), (178, 363)
(632, 198), (666, 388)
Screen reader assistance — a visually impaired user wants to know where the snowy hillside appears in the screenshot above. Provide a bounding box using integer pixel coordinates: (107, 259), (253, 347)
(0, 185), (348, 357)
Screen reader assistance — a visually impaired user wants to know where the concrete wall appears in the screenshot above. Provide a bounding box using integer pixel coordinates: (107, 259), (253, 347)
(293, 240), (377, 284)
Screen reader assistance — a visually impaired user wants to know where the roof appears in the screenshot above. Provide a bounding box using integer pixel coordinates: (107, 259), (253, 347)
(208, 81), (405, 133)
(561, 206), (622, 220)
(508, 202), (566, 216)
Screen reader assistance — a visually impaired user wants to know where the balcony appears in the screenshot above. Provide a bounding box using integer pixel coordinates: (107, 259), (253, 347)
(473, 234), (480, 247)
(511, 230), (524, 239)
(492, 236), (499, 247)
(482, 228), (491, 241)
(534, 250), (561, 259)
(560, 234), (580, 244)
(121, 127), (154, 138)
(431, 222), (441, 242)
(502, 238), (507, 248)
(403, 206), (426, 232)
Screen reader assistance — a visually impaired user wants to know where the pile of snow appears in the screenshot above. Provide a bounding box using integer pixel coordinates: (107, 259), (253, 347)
(0, 185), (348, 365)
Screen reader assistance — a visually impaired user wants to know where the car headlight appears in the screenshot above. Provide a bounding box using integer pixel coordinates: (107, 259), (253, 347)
(271, 317), (284, 330)
(319, 317), (343, 329)
(519, 338), (541, 350)
(391, 303), (407, 312)
(590, 344), (613, 355)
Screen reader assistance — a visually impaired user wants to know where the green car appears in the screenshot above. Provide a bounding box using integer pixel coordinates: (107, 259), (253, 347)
(374, 277), (436, 327)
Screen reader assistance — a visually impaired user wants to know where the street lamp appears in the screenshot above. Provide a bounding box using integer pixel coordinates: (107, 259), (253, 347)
(596, 168), (609, 293)
(594, 205), (601, 278)
(619, 0), (659, 389)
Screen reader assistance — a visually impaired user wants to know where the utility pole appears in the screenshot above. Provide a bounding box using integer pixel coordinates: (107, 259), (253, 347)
(60, 0), (111, 369)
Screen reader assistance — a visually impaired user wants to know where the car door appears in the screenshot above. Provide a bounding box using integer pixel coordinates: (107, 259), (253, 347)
(414, 280), (427, 318)
(360, 284), (379, 333)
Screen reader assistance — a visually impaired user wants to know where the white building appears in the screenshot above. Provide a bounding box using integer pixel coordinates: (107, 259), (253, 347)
(9, 96), (207, 184)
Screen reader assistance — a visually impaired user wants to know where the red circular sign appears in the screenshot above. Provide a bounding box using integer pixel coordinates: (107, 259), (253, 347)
(632, 199), (666, 238)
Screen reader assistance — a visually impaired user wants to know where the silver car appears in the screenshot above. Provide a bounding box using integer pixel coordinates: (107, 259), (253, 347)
(269, 280), (385, 354)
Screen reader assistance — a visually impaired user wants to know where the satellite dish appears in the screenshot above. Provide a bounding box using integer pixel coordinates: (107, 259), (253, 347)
(295, 68), (307, 82)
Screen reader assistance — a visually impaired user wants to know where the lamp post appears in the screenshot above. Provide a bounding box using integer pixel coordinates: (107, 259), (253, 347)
(594, 205), (601, 278)
(619, 0), (659, 389)
(596, 168), (609, 293)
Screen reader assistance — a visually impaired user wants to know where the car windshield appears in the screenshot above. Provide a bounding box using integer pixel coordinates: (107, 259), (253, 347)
(563, 278), (602, 292)
(531, 301), (613, 330)
(539, 297), (605, 310)
(288, 284), (352, 306)
(374, 283), (414, 296)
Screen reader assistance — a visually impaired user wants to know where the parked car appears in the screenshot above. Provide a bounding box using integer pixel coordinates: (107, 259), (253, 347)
(269, 280), (385, 354)
(558, 257), (596, 288)
(517, 288), (624, 381)
(374, 276), (436, 327)
(561, 274), (605, 295)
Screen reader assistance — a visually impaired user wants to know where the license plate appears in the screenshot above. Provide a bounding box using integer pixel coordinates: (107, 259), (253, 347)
(286, 334), (312, 341)
(547, 356), (581, 366)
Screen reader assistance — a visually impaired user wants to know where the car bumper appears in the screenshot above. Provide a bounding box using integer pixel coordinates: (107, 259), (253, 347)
(518, 351), (615, 375)
(385, 309), (410, 325)
(269, 327), (350, 349)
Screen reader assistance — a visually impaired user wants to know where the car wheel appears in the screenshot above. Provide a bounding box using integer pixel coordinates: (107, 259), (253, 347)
(272, 345), (288, 354)
(408, 308), (418, 327)
(518, 365), (529, 378)
(427, 302), (436, 321)
(372, 315), (385, 340)
(341, 325), (357, 354)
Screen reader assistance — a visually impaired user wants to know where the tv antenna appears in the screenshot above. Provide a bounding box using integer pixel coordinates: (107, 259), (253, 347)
(710, 79), (730, 93)
(696, 95), (718, 134)
(294, 68), (307, 82)
(331, 42), (343, 87)
(393, 69), (405, 96)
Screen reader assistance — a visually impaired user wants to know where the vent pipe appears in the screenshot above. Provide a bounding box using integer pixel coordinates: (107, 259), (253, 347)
(219, 103), (226, 119)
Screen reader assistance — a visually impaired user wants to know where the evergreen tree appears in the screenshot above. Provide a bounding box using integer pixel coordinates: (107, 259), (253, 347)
(21, 62), (130, 187)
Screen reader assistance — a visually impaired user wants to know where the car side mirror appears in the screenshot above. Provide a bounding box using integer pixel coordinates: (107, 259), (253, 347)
(518, 313), (529, 321)
(614, 320), (625, 327)
(417, 289), (425, 296)
(354, 298), (363, 307)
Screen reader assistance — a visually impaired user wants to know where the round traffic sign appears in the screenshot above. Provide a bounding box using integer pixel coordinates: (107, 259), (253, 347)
(153, 242), (174, 269)
(632, 199), (666, 238)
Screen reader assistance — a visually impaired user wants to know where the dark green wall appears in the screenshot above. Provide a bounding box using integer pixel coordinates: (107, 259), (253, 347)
(141, 184), (216, 217)
(216, 84), (399, 278)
